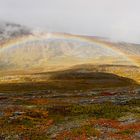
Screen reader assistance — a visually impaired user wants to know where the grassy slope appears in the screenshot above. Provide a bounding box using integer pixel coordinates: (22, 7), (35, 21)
(0, 70), (138, 93)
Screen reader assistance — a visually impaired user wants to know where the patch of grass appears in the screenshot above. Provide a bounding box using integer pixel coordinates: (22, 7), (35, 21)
(47, 103), (130, 120)
(71, 125), (100, 137)
(117, 129), (135, 135)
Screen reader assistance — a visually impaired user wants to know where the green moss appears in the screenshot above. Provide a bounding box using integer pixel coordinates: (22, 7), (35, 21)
(126, 99), (140, 106)
(67, 103), (129, 119)
(47, 103), (130, 120)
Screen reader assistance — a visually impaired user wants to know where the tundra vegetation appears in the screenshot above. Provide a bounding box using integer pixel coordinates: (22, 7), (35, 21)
(0, 69), (140, 140)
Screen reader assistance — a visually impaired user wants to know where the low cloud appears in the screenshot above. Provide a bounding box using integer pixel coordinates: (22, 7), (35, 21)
(0, 0), (140, 43)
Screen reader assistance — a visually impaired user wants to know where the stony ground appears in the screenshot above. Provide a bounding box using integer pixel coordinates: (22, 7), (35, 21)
(0, 87), (140, 140)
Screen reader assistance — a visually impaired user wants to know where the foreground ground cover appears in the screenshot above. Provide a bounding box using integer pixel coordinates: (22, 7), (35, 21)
(0, 86), (139, 140)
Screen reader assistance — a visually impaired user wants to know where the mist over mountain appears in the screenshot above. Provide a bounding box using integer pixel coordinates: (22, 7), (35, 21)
(0, 21), (31, 41)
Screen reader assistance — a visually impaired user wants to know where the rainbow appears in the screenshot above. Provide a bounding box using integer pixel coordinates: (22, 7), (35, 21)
(0, 33), (139, 67)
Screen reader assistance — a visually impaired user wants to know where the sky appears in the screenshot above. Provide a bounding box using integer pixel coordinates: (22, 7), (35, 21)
(0, 0), (140, 43)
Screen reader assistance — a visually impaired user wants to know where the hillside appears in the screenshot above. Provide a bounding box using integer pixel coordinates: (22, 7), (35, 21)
(0, 68), (138, 92)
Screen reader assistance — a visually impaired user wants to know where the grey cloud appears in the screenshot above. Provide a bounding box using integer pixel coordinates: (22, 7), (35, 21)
(0, 0), (140, 43)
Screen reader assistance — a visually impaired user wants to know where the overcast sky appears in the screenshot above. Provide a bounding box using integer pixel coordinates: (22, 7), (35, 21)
(0, 0), (140, 43)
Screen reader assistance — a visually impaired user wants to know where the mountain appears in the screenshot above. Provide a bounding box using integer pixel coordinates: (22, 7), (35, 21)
(0, 22), (140, 75)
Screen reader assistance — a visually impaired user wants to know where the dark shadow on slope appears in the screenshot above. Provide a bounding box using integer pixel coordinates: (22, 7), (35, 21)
(48, 71), (138, 90)
(0, 70), (139, 93)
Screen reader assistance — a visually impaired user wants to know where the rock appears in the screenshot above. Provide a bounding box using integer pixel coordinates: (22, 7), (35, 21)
(13, 111), (25, 116)
(0, 112), (4, 117)
(135, 132), (140, 139)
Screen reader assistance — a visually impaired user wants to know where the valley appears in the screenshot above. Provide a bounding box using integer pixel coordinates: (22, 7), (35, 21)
(0, 22), (140, 140)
